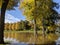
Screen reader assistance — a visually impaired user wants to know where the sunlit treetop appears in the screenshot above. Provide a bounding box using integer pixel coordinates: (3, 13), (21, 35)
(20, 0), (58, 21)
(0, 0), (18, 10)
(0, 0), (2, 8)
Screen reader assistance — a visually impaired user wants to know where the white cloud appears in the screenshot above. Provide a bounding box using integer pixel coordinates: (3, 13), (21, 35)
(5, 13), (20, 23)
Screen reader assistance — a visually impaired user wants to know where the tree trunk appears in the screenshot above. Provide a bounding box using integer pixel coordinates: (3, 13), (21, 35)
(42, 18), (46, 37)
(33, 19), (37, 44)
(42, 26), (46, 37)
(33, 0), (37, 44)
(34, 0), (37, 37)
(0, 0), (9, 43)
(34, 19), (37, 37)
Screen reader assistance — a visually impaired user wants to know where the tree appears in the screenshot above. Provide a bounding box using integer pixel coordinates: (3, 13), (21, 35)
(16, 22), (22, 30)
(12, 23), (16, 31)
(24, 20), (31, 30)
(9, 23), (13, 31)
(45, 10), (58, 34)
(4, 23), (9, 31)
(20, 20), (24, 30)
(0, 0), (18, 43)
(0, 0), (9, 43)
(20, 0), (58, 37)
(15, 22), (19, 31)
(0, 0), (2, 8)
(20, 0), (38, 37)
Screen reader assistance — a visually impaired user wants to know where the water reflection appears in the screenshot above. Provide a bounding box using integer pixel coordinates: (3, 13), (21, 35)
(4, 37), (19, 43)
(4, 31), (58, 44)
(55, 37), (60, 45)
(4, 37), (30, 45)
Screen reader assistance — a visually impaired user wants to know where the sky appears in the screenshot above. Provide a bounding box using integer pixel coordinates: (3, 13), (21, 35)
(5, 0), (60, 23)
(5, 6), (26, 23)
(53, 0), (60, 13)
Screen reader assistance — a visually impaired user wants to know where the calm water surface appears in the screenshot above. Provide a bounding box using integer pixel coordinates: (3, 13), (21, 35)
(4, 31), (59, 44)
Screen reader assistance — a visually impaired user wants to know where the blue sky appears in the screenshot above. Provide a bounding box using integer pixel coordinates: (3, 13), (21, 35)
(5, 0), (60, 23)
(5, 5), (26, 23)
(6, 7), (26, 20)
(53, 0), (60, 14)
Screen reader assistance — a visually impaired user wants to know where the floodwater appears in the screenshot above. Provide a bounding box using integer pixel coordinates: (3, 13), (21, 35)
(4, 37), (29, 45)
(4, 31), (59, 44)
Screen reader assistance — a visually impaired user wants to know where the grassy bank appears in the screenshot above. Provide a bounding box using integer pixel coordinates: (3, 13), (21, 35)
(4, 30), (43, 34)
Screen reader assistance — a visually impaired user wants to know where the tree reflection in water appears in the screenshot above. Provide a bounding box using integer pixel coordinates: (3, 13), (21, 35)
(4, 32), (58, 44)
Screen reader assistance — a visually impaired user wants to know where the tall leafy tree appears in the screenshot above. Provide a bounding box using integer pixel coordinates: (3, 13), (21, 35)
(20, 0), (58, 37)
(9, 23), (13, 30)
(0, 0), (18, 43)
(15, 22), (19, 31)
(20, 20), (25, 30)
(4, 23), (9, 30)
(20, 0), (38, 37)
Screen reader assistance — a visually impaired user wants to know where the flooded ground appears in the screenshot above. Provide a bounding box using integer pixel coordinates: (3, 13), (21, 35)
(4, 31), (58, 44)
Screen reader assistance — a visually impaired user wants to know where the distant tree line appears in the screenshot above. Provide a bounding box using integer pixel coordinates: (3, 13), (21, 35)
(4, 20), (41, 31)
(4, 19), (58, 33)
(4, 20), (34, 31)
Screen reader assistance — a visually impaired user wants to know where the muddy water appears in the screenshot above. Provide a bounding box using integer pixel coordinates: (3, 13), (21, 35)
(4, 31), (58, 44)
(4, 32), (34, 42)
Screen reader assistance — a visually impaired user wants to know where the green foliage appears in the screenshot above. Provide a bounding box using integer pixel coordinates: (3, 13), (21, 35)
(0, 0), (18, 9)
(20, 0), (57, 20)
(4, 20), (31, 31)
(19, 0), (58, 34)
(0, 0), (2, 8)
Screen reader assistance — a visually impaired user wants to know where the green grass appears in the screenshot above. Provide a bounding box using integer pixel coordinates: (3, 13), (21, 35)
(4, 30), (43, 34)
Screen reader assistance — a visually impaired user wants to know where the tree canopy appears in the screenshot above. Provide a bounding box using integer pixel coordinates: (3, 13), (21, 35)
(19, 0), (58, 36)
(20, 0), (58, 21)
(0, 0), (18, 10)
